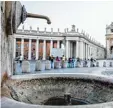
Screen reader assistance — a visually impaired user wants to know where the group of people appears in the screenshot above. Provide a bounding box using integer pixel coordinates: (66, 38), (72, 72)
(48, 55), (66, 62)
(67, 57), (96, 67)
(15, 54), (96, 68)
(48, 55), (66, 68)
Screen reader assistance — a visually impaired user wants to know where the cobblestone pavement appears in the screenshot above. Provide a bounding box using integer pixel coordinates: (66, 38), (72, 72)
(14, 61), (113, 75)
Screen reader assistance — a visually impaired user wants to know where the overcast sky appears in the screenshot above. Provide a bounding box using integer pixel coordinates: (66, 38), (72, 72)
(19, 1), (113, 46)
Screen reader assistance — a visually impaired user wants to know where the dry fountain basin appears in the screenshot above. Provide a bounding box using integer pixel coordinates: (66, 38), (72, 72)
(1, 73), (113, 108)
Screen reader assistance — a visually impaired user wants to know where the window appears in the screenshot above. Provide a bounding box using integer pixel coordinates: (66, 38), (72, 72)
(111, 29), (113, 32)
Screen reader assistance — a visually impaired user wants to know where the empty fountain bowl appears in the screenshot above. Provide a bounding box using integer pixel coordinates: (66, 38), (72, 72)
(1, 73), (113, 108)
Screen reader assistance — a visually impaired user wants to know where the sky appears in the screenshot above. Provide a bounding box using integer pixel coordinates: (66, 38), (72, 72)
(19, 1), (113, 46)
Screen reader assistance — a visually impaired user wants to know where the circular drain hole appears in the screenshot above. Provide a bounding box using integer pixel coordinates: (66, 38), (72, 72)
(43, 97), (89, 106)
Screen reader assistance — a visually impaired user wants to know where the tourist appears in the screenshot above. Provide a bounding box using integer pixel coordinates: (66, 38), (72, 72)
(90, 57), (95, 67)
(68, 58), (72, 68)
(19, 54), (23, 66)
(62, 55), (66, 62)
(49, 55), (54, 68)
(72, 57), (75, 68)
(77, 57), (80, 67)
(56, 56), (60, 61)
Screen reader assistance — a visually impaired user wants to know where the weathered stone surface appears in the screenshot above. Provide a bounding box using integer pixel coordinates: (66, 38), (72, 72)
(22, 61), (30, 73)
(1, 1), (13, 76)
(3, 76), (113, 106)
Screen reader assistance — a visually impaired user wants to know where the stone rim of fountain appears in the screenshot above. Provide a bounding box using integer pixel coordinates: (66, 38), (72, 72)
(11, 73), (113, 84)
(1, 73), (113, 108)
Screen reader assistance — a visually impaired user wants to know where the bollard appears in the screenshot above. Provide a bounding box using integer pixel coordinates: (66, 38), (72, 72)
(96, 62), (99, 67)
(87, 61), (91, 67)
(103, 61), (106, 67)
(62, 61), (68, 68)
(54, 61), (61, 69)
(22, 61), (30, 73)
(35, 60), (45, 71)
(45, 60), (51, 70)
(110, 62), (113, 67)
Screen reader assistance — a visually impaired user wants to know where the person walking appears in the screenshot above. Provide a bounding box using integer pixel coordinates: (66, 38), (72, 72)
(19, 54), (23, 66)
(49, 55), (54, 68)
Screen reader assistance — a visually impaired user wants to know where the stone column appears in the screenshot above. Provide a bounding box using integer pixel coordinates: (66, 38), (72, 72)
(106, 39), (110, 58)
(13, 38), (16, 58)
(66, 40), (69, 59)
(82, 42), (84, 59)
(86, 44), (88, 59)
(76, 41), (79, 58)
(70, 42), (72, 58)
(84, 43), (86, 59)
(36, 39), (39, 60)
(50, 40), (53, 56)
(21, 38), (24, 58)
(43, 40), (46, 60)
(57, 40), (60, 48)
(28, 39), (32, 60)
(87, 44), (89, 59)
(88, 45), (90, 59)
(80, 41), (84, 60)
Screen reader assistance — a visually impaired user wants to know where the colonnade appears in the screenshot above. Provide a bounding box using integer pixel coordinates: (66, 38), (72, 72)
(14, 38), (61, 60)
(13, 37), (105, 60)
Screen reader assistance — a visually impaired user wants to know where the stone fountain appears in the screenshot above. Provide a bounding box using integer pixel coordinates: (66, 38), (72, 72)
(1, 73), (113, 108)
(1, 1), (113, 108)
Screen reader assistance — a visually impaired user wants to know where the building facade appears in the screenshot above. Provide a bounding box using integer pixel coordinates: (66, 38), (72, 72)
(13, 25), (105, 60)
(106, 22), (113, 59)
